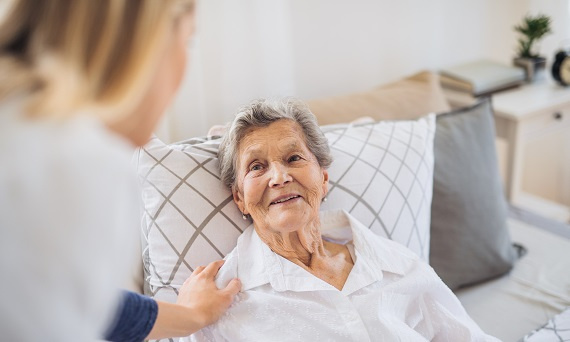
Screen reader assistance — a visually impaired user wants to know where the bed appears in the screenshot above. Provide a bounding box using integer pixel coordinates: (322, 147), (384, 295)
(133, 71), (570, 341)
(457, 215), (570, 341)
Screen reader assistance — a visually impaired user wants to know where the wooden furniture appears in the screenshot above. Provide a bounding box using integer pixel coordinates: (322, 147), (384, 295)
(492, 80), (570, 222)
(444, 80), (570, 223)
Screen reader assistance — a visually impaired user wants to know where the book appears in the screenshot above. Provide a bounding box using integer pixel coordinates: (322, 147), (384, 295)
(439, 60), (526, 96)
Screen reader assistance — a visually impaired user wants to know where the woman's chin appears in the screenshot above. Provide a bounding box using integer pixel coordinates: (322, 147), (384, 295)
(263, 210), (316, 233)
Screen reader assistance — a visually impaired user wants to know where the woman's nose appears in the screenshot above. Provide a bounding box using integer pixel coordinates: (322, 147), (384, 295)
(268, 163), (292, 187)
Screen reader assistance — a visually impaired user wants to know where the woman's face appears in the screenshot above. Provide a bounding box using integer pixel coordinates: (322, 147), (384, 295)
(125, 11), (195, 146)
(233, 119), (329, 234)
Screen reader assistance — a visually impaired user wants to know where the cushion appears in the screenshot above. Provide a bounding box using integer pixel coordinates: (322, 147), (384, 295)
(320, 115), (436, 261)
(523, 307), (570, 341)
(136, 114), (436, 305)
(306, 71), (451, 125)
(429, 98), (518, 290)
(136, 137), (249, 303)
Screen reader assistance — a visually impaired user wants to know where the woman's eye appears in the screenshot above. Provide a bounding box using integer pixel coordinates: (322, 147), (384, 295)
(250, 164), (262, 171)
(288, 155), (301, 162)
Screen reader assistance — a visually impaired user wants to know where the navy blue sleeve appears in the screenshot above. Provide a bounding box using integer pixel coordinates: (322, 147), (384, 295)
(104, 290), (159, 342)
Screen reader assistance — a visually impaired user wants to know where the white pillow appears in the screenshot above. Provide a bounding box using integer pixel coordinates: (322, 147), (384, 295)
(136, 114), (435, 304)
(136, 137), (249, 303)
(321, 114), (435, 261)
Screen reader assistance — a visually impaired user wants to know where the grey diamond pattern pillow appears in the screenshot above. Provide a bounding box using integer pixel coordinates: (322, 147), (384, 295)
(523, 307), (570, 341)
(321, 115), (435, 261)
(136, 114), (435, 305)
(136, 137), (250, 304)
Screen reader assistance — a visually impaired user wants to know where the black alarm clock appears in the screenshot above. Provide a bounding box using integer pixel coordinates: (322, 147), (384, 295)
(552, 49), (570, 86)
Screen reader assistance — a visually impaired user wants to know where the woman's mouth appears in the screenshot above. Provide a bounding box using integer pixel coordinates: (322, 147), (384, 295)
(270, 195), (301, 205)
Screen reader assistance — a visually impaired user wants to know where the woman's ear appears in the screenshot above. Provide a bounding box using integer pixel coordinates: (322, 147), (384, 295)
(321, 169), (329, 198)
(232, 186), (247, 214)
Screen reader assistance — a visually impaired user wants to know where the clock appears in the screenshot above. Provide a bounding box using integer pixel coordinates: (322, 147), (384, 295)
(552, 49), (570, 86)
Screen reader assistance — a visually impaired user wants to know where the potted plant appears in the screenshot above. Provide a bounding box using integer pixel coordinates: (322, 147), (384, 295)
(513, 14), (552, 82)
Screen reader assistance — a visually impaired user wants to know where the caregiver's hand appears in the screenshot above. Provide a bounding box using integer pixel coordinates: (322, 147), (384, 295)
(179, 260), (241, 326)
(147, 260), (241, 339)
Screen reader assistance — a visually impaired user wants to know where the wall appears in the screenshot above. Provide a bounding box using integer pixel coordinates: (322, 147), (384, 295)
(526, 0), (570, 57)
(161, 0), (567, 142)
(287, 0), (525, 99)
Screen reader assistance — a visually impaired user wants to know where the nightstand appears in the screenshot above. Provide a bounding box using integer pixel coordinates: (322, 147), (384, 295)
(443, 80), (570, 223)
(492, 80), (570, 222)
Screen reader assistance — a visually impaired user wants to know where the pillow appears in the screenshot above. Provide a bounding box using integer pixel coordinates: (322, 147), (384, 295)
(320, 115), (435, 261)
(306, 71), (451, 125)
(136, 137), (249, 304)
(522, 307), (570, 341)
(429, 98), (518, 290)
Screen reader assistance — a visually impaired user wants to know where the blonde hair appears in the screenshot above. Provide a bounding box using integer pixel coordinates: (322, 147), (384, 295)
(0, 0), (194, 121)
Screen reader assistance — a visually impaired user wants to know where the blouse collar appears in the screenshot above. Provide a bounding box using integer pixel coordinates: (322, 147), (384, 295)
(236, 210), (415, 295)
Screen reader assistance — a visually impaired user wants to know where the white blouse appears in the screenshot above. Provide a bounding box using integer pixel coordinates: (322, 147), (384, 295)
(186, 210), (499, 342)
(0, 100), (141, 341)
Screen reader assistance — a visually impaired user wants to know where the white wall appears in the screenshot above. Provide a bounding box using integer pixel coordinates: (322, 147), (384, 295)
(161, 0), (567, 142)
(527, 0), (570, 57)
(287, 0), (526, 99)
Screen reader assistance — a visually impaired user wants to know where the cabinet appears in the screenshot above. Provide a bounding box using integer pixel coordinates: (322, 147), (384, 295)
(444, 80), (570, 223)
(491, 81), (570, 222)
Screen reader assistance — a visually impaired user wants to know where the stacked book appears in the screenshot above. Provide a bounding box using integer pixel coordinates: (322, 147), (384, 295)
(439, 60), (526, 97)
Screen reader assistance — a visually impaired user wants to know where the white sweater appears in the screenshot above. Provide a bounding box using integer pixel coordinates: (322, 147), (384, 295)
(0, 100), (141, 341)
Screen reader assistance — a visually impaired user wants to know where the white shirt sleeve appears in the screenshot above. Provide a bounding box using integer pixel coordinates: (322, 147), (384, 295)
(421, 264), (501, 342)
(187, 326), (219, 342)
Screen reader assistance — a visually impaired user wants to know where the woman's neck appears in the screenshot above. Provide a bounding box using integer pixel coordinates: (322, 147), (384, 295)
(254, 218), (323, 267)
(254, 219), (354, 290)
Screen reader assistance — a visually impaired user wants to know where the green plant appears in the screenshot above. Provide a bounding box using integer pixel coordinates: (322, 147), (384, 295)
(514, 14), (552, 58)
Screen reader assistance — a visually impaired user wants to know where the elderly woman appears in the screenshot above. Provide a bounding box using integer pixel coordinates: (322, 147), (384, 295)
(187, 98), (499, 341)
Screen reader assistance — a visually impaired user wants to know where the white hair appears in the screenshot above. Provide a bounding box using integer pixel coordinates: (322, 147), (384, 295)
(218, 98), (332, 189)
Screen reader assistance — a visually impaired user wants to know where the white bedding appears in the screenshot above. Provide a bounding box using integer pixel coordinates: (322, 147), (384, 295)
(523, 306), (570, 341)
(456, 218), (570, 341)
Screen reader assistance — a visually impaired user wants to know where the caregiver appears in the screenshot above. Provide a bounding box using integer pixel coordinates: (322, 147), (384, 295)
(0, 1), (240, 341)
